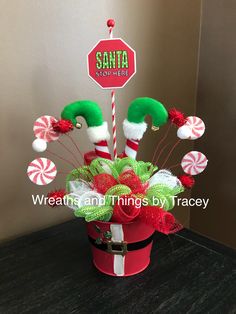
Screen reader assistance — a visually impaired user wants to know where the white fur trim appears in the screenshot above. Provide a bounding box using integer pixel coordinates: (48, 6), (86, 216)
(86, 122), (110, 143)
(123, 119), (147, 140)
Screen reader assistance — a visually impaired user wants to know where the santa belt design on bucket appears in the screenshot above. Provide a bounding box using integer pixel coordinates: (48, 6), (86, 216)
(88, 234), (154, 256)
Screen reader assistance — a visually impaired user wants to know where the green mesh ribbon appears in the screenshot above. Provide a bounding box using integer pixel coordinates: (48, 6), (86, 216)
(146, 184), (184, 211)
(114, 158), (157, 182)
(115, 158), (139, 174)
(66, 157), (157, 192)
(91, 157), (158, 181)
(66, 166), (92, 191)
(136, 161), (157, 183)
(90, 158), (119, 179)
(105, 184), (131, 206)
(74, 205), (113, 222)
(66, 157), (184, 221)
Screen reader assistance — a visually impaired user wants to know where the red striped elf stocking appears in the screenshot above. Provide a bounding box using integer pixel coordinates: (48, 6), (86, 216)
(87, 122), (111, 160)
(122, 119), (147, 159)
(61, 100), (112, 161)
(122, 98), (169, 159)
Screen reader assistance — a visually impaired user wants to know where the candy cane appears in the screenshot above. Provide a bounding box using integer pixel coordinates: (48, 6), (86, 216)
(122, 98), (168, 159)
(61, 100), (111, 160)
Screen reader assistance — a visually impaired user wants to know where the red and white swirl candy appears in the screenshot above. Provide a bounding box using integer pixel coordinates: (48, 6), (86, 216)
(33, 115), (59, 142)
(27, 158), (57, 185)
(177, 116), (205, 140)
(181, 151), (208, 175)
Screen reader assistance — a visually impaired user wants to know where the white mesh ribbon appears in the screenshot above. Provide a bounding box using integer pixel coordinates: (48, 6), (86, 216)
(65, 193), (81, 210)
(68, 180), (92, 195)
(65, 180), (93, 210)
(148, 169), (182, 189)
(78, 191), (105, 208)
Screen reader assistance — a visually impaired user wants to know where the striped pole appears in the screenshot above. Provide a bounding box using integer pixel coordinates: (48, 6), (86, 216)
(107, 19), (117, 159)
(108, 24), (113, 38)
(111, 90), (117, 159)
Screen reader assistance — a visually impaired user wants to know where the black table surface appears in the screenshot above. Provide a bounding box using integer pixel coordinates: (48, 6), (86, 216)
(0, 219), (235, 314)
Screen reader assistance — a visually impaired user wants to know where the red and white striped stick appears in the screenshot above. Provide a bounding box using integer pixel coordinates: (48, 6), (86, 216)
(111, 90), (117, 159)
(107, 19), (117, 159)
(108, 24), (113, 38)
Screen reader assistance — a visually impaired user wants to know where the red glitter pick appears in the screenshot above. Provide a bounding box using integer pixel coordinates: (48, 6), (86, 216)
(178, 174), (195, 189)
(52, 119), (73, 133)
(139, 206), (183, 234)
(47, 189), (67, 207)
(168, 108), (186, 127)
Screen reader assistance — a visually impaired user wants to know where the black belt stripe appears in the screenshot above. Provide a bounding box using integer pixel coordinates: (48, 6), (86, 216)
(88, 233), (154, 252)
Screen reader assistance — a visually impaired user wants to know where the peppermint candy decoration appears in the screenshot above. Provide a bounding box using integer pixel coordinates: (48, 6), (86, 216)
(185, 116), (205, 139)
(33, 115), (59, 142)
(181, 151), (208, 175)
(177, 116), (205, 140)
(27, 158), (57, 185)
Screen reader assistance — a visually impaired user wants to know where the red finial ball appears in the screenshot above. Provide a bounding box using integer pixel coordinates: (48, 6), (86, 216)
(107, 19), (115, 28)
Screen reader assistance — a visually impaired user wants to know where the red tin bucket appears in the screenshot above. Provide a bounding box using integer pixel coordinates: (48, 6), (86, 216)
(86, 220), (155, 277)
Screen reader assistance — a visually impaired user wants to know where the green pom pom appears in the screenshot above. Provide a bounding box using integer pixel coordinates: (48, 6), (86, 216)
(127, 97), (168, 127)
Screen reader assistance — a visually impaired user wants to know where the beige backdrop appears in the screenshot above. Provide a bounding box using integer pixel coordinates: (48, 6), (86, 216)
(0, 0), (201, 242)
(191, 0), (236, 249)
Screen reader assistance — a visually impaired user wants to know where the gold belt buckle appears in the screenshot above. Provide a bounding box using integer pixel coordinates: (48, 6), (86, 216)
(106, 241), (128, 256)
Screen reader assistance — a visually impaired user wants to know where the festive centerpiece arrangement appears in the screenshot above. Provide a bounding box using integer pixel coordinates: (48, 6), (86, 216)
(27, 20), (208, 276)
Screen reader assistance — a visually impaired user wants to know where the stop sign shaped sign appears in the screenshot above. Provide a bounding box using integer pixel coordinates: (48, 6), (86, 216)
(87, 38), (136, 89)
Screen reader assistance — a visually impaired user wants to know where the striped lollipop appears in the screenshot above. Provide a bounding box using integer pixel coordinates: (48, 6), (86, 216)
(177, 116), (205, 140)
(185, 116), (205, 140)
(181, 151), (208, 175)
(33, 115), (59, 142)
(27, 158), (57, 185)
